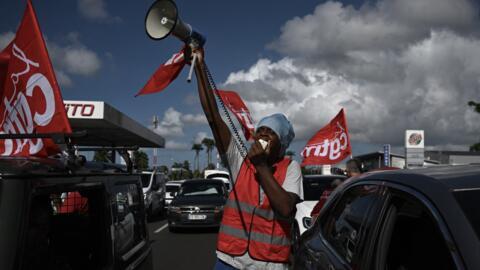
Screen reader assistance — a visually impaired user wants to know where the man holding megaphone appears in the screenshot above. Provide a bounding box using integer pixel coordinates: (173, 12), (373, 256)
(190, 48), (303, 270)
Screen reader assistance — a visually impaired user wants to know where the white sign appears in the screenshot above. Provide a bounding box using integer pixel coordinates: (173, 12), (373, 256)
(64, 100), (104, 119)
(405, 130), (424, 149)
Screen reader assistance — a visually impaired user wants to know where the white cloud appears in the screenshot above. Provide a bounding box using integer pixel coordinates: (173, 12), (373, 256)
(54, 70), (73, 88)
(77, 0), (121, 23)
(224, 0), (480, 150)
(152, 108), (209, 139)
(165, 140), (190, 150)
(193, 132), (208, 144)
(182, 113), (207, 125)
(0, 31), (14, 50)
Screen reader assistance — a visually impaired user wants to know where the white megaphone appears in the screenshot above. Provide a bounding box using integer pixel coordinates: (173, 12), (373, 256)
(145, 0), (205, 48)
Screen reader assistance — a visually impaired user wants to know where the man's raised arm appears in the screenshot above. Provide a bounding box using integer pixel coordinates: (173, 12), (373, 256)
(192, 50), (231, 155)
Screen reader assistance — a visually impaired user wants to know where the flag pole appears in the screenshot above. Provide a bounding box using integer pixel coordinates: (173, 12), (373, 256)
(187, 53), (198, 83)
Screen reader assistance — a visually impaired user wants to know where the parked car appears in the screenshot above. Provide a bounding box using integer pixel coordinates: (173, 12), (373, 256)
(0, 157), (152, 270)
(165, 180), (185, 207)
(141, 170), (167, 220)
(167, 179), (227, 232)
(204, 169), (231, 191)
(294, 165), (480, 270)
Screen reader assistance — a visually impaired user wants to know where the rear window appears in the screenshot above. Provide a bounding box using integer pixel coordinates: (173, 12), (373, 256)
(303, 176), (344, 201)
(166, 185), (180, 193)
(454, 189), (480, 238)
(141, 174), (151, 187)
(206, 173), (229, 180)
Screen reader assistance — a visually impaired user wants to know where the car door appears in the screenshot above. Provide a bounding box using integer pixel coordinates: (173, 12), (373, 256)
(297, 183), (386, 270)
(372, 185), (463, 270)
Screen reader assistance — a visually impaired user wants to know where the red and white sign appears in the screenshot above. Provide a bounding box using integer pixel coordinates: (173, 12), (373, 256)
(0, 0), (71, 157)
(301, 109), (351, 165)
(135, 48), (186, 97)
(216, 90), (255, 141)
(64, 101), (104, 119)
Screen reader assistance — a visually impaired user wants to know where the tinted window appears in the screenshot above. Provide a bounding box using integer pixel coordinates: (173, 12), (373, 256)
(321, 185), (382, 264)
(111, 183), (146, 255)
(381, 190), (456, 270)
(179, 182), (224, 196)
(166, 185), (180, 193)
(141, 174), (151, 187)
(454, 189), (480, 239)
(303, 176), (344, 201)
(206, 173), (229, 180)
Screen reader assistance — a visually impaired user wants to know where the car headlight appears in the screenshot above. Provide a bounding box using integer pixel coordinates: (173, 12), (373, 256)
(214, 205), (224, 213)
(168, 206), (181, 214)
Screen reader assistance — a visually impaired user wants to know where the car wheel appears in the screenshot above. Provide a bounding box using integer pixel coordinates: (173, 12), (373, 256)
(291, 221), (300, 255)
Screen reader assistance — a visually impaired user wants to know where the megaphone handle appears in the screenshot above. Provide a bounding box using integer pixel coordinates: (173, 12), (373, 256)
(187, 53), (198, 83)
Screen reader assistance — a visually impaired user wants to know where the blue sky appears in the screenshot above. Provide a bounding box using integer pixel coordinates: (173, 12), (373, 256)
(1, 0), (479, 169)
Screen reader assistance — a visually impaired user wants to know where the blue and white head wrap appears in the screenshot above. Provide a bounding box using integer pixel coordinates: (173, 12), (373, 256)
(255, 113), (295, 157)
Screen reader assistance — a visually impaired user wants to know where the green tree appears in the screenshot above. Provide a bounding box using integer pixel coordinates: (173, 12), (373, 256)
(133, 150), (149, 170)
(93, 149), (110, 162)
(192, 143), (204, 171)
(202, 138), (215, 167)
(469, 101), (480, 152)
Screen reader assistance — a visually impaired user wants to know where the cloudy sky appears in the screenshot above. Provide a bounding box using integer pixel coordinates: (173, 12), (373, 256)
(1, 0), (479, 168)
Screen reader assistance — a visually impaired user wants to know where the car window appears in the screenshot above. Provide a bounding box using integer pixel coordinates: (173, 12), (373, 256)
(111, 183), (147, 255)
(303, 176), (344, 201)
(453, 189), (480, 239)
(141, 174), (151, 188)
(179, 183), (224, 196)
(321, 184), (382, 265)
(378, 189), (457, 270)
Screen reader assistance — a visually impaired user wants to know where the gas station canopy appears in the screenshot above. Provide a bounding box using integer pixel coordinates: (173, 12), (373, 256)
(64, 100), (164, 148)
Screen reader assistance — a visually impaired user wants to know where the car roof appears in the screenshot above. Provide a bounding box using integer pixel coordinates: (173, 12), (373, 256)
(358, 164), (480, 190)
(303, 174), (347, 179)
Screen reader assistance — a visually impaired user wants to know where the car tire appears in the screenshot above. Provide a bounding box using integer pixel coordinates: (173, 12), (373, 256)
(291, 221), (300, 255)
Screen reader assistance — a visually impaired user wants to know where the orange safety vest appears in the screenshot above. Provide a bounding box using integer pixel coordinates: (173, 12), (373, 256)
(217, 158), (292, 263)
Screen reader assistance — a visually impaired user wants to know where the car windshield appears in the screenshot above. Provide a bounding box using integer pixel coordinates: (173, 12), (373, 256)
(303, 176), (344, 201)
(179, 182), (224, 196)
(166, 185), (180, 193)
(206, 173), (229, 180)
(454, 189), (480, 239)
(141, 174), (151, 187)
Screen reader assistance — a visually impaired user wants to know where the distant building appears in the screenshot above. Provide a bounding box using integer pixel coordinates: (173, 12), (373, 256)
(425, 151), (480, 165)
(354, 152), (439, 171)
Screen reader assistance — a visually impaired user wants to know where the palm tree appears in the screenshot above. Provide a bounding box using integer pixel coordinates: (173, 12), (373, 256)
(202, 138), (215, 167)
(192, 143), (204, 171)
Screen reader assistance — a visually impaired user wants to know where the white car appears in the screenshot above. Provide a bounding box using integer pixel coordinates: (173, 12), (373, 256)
(204, 169), (231, 191)
(165, 180), (185, 207)
(294, 175), (347, 234)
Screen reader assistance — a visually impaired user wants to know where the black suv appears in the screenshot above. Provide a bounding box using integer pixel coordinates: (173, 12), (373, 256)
(294, 165), (480, 270)
(0, 156), (152, 270)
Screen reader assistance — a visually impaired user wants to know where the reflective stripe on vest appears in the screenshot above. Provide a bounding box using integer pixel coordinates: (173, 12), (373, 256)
(220, 224), (291, 246)
(224, 199), (276, 220)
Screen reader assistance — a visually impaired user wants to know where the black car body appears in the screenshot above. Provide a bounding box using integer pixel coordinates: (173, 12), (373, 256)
(167, 179), (227, 231)
(294, 165), (480, 270)
(0, 157), (152, 270)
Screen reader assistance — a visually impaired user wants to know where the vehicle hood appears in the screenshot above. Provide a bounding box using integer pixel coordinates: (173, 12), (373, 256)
(171, 196), (225, 206)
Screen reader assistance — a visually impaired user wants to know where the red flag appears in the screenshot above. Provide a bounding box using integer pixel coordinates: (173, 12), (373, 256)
(135, 48), (186, 96)
(216, 90), (255, 141)
(301, 109), (351, 165)
(0, 0), (72, 157)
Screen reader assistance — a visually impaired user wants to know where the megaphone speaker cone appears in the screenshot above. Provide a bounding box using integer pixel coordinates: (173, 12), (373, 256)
(145, 0), (178, 40)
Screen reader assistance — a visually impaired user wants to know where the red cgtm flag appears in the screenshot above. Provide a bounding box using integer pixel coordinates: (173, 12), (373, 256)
(301, 108), (351, 165)
(0, 0), (72, 157)
(135, 48), (186, 96)
(216, 90), (255, 141)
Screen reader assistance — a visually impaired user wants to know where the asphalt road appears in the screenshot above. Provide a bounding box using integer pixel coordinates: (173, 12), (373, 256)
(146, 217), (219, 270)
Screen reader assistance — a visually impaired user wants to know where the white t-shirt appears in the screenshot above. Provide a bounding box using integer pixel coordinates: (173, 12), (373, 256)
(217, 138), (303, 270)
